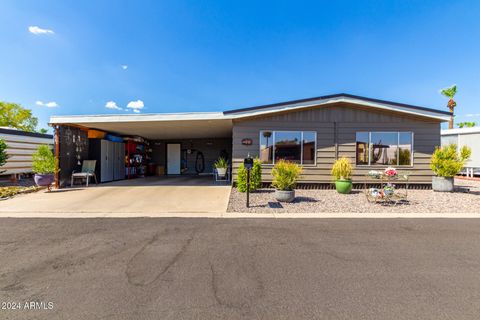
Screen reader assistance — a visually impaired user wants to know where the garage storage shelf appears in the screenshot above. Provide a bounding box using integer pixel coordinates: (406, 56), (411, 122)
(125, 139), (152, 179)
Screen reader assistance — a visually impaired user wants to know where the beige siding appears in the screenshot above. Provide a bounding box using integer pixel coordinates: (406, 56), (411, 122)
(0, 132), (53, 175)
(232, 103), (441, 184)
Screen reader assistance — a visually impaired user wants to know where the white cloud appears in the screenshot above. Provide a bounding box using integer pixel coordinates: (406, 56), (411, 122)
(121, 65), (128, 70)
(465, 113), (480, 118)
(105, 101), (122, 110)
(127, 100), (144, 112)
(28, 26), (54, 35)
(36, 100), (59, 108)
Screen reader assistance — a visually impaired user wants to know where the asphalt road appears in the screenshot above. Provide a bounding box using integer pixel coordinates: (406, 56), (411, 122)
(1, 218), (480, 320)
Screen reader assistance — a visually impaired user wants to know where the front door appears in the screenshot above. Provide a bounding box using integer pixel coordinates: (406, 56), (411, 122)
(167, 144), (181, 174)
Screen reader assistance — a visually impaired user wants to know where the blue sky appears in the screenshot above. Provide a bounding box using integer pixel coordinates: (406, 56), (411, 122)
(1, 0), (479, 131)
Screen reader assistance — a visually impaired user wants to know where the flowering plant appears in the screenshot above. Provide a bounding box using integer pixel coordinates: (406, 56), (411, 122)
(384, 167), (397, 177)
(383, 183), (395, 195)
(368, 170), (381, 178)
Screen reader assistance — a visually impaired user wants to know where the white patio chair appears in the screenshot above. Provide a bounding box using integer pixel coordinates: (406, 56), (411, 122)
(71, 160), (98, 187)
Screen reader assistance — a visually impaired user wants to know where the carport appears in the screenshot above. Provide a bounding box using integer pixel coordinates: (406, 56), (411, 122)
(50, 113), (233, 188)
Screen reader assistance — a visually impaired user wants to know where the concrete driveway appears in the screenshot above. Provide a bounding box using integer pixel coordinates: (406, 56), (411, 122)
(0, 176), (231, 215)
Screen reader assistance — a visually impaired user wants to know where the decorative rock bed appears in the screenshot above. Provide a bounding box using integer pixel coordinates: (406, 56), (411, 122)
(228, 179), (480, 214)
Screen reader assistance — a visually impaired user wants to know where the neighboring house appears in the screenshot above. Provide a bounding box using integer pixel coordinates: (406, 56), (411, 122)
(0, 127), (53, 178)
(49, 94), (450, 187)
(441, 127), (480, 177)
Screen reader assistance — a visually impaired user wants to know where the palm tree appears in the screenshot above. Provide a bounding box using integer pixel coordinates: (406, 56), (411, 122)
(263, 131), (272, 147)
(440, 85), (457, 129)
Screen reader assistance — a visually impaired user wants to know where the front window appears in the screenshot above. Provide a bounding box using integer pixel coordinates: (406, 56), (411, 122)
(259, 131), (316, 165)
(356, 132), (369, 165)
(274, 131), (301, 163)
(370, 132), (398, 165)
(260, 131), (274, 164)
(302, 132), (316, 165)
(356, 132), (413, 166)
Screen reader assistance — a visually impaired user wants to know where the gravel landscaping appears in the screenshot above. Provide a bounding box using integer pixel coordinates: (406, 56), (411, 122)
(228, 178), (480, 214)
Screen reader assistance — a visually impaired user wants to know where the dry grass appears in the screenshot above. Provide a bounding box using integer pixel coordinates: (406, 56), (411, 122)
(0, 186), (40, 200)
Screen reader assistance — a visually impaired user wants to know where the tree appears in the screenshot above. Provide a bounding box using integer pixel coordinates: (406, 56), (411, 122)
(0, 102), (38, 132)
(440, 85), (458, 129)
(38, 128), (49, 134)
(0, 139), (9, 174)
(440, 85), (457, 111)
(262, 131), (272, 147)
(457, 122), (476, 128)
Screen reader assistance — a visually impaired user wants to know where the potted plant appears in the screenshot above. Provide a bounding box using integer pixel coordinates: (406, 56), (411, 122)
(271, 160), (302, 202)
(213, 157), (228, 178)
(430, 144), (471, 192)
(32, 145), (58, 191)
(383, 183), (395, 196)
(331, 157), (353, 194)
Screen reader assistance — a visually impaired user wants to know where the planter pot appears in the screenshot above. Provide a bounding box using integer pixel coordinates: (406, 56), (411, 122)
(275, 189), (295, 203)
(216, 168), (227, 177)
(335, 179), (352, 194)
(432, 176), (454, 192)
(383, 188), (394, 196)
(34, 174), (54, 190)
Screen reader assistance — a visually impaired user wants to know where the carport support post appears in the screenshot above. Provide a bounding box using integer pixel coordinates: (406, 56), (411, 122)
(54, 125), (60, 189)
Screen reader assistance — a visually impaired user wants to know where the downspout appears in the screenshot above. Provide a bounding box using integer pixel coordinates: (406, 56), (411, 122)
(334, 122), (339, 159)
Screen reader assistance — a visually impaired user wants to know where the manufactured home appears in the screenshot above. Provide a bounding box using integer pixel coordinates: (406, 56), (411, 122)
(50, 94), (450, 188)
(0, 127), (53, 179)
(442, 127), (480, 177)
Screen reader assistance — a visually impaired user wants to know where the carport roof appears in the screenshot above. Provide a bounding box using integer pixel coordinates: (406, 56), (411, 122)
(50, 94), (450, 139)
(50, 112), (232, 140)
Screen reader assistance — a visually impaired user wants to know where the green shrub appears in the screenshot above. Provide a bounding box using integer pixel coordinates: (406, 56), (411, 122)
(0, 139), (8, 173)
(331, 157), (353, 180)
(430, 144), (471, 177)
(271, 160), (302, 191)
(32, 145), (58, 174)
(236, 158), (262, 192)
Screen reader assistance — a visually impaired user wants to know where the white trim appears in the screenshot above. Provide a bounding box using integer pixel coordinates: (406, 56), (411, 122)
(227, 96), (451, 121)
(441, 127), (480, 135)
(50, 95), (450, 125)
(50, 112), (228, 124)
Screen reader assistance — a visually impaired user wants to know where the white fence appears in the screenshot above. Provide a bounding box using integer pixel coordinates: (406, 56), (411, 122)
(442, 127), (480, 177)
